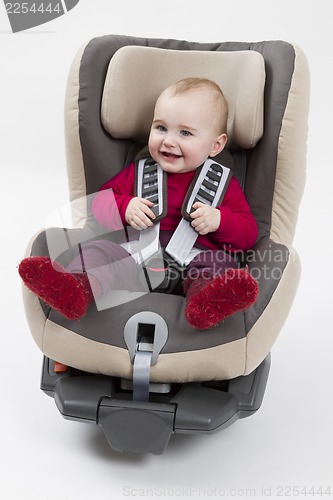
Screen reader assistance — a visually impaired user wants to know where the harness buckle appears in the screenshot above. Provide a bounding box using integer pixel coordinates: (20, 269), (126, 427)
(138, 250), (186, 294)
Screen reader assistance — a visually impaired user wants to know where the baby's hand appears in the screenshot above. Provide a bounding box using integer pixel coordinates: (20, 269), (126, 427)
(190, 202), (220, 235)
(125, 197), (156, 230)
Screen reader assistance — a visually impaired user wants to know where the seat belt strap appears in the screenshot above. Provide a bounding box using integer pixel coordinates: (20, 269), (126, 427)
(136, 158), (167, 222)
(165, 159), (232, 266)
(120, 158), (166, 264)
(133, 158), (232, 267)
(180, 158), (232, 220)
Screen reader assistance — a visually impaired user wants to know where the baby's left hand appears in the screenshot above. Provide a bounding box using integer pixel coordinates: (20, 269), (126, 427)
(190, 202), (220, 235)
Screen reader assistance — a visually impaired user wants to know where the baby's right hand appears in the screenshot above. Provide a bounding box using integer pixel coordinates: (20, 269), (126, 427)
(125, 197), (156, 230)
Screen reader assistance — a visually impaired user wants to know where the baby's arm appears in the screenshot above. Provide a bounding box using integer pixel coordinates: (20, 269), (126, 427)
(190, 202), (220, 235)
(125, 197), (156, 230)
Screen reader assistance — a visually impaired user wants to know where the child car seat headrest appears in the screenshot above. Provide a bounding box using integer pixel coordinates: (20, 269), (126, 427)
(101, 46), (265, 149)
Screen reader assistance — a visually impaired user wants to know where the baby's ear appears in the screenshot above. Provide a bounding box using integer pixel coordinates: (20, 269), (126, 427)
(210, 133), (228, 157)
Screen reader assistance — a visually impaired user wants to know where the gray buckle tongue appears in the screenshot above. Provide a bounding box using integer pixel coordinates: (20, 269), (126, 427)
(165, 218), (199, 266)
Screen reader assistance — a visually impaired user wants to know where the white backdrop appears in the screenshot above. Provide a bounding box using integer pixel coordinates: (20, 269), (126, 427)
(1, 1), (332, 499)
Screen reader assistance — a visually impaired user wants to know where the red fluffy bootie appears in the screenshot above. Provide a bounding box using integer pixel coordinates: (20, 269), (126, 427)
(184, 267), (259, 330)
(18, 256), (97, 320)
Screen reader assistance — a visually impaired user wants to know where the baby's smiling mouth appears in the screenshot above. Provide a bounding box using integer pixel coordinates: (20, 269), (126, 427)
(161, 151), (182, 159)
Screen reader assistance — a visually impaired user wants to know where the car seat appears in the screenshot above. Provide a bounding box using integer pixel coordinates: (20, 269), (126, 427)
(21, 34), (310, 454)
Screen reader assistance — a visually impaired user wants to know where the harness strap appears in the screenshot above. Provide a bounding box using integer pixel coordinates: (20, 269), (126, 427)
(166, 159), (231, 265)
(180, 159), (232, 220)
(135, 158), (167, 222)
(133, 158), (232, 267)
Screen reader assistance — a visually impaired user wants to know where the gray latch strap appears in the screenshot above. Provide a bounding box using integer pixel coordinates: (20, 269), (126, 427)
(132, 350), (153, 401)
(124, 312), (169, 401)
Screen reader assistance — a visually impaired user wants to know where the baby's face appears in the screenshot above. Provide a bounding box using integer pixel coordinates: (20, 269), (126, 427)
(148, 89), (227, 174)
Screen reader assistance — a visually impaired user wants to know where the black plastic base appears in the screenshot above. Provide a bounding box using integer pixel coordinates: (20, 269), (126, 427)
(41, 354), (271, 454)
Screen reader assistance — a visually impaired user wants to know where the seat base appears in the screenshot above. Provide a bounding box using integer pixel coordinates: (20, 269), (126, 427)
(41, 354), (271, 454)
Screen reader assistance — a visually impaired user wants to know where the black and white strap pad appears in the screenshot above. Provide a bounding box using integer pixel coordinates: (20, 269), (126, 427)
(181, 159), (232, 220)
(135, 158), (167, 223)
(135, 158), (231, 223)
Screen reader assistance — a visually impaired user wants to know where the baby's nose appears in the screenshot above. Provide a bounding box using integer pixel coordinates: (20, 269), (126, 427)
(163, 133), (176, 147)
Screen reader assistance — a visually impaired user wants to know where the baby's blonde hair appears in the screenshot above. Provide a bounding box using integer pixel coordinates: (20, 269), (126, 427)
(167, 77), (228, 135)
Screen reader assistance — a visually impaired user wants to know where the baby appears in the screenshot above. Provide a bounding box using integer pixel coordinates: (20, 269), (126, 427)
(19, 77), (259, 331)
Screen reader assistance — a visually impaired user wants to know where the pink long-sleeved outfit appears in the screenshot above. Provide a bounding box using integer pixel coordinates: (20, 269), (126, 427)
(92, 162), (258, 252)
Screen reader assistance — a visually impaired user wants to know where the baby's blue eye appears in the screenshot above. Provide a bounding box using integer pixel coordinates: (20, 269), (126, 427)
(180, 130), (192, 137)
(157, 125), (167, 132)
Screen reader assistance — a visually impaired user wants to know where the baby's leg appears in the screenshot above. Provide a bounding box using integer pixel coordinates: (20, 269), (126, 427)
(184, 267), (259, 330)
(183, 250), (258, 330)
(18, 240), (138, 320)
(18, 256), (93, 320)
(66, 240), (142, 295)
